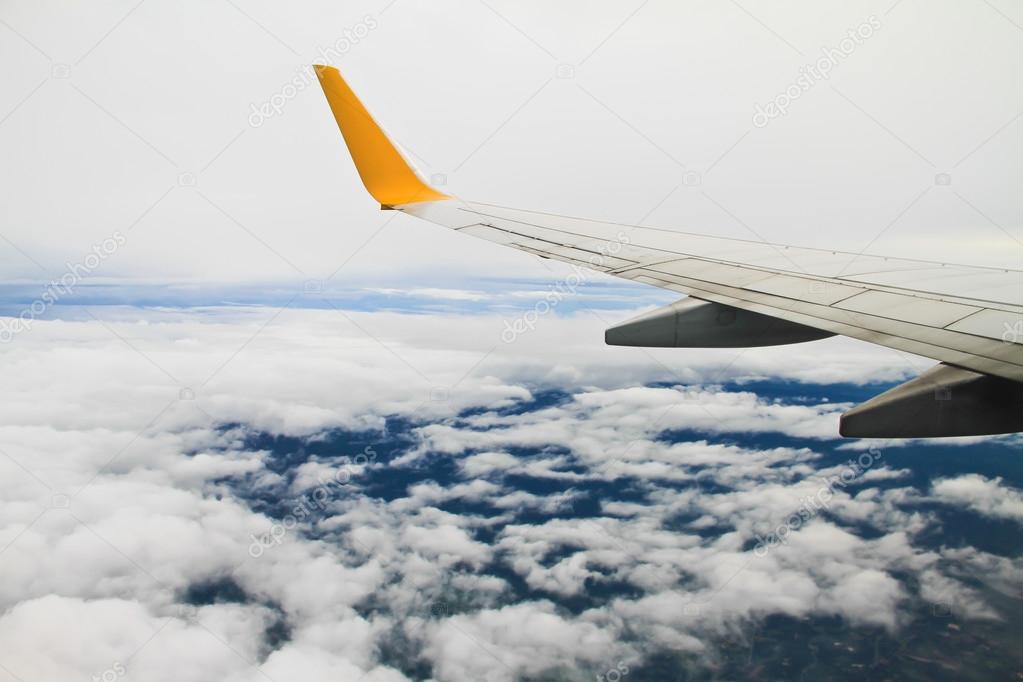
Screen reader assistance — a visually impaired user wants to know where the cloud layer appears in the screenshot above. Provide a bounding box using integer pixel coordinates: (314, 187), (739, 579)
(0, 306), (1020, 681)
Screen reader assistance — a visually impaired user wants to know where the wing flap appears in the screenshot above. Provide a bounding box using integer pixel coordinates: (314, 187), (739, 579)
(833, 290), (981, 327)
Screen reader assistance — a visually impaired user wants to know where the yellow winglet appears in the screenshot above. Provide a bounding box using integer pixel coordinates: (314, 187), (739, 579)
(314, 65), (450, 207)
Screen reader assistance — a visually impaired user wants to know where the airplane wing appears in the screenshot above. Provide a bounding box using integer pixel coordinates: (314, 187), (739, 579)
(314, 65), (1023, 439)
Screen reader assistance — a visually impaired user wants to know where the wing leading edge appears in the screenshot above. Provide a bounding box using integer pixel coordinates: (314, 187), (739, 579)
(314, 65), (1023, 438)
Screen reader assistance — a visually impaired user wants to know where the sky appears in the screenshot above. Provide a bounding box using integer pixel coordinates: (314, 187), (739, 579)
(1, 0), (1022, 287)
(2, 1), (1023, 681)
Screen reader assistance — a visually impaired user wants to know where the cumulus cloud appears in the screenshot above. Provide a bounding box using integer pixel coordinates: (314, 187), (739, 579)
(931, 475), (1023, 521)
(414, 601), (627, 681)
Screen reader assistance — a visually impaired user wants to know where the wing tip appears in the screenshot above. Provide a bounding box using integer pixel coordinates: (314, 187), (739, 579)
(314, 65), (450, 207)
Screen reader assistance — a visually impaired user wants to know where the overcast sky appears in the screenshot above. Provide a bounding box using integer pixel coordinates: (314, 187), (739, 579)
(1, 0), (1021, 288)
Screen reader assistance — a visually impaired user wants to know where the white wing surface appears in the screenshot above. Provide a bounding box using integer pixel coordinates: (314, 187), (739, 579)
(405, 200), (1023, 383)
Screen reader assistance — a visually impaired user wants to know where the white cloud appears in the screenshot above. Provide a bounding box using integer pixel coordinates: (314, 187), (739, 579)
(415, 601), (626, 682)
(367, 287), (490, 301)
(931, 474), (1023, 522)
